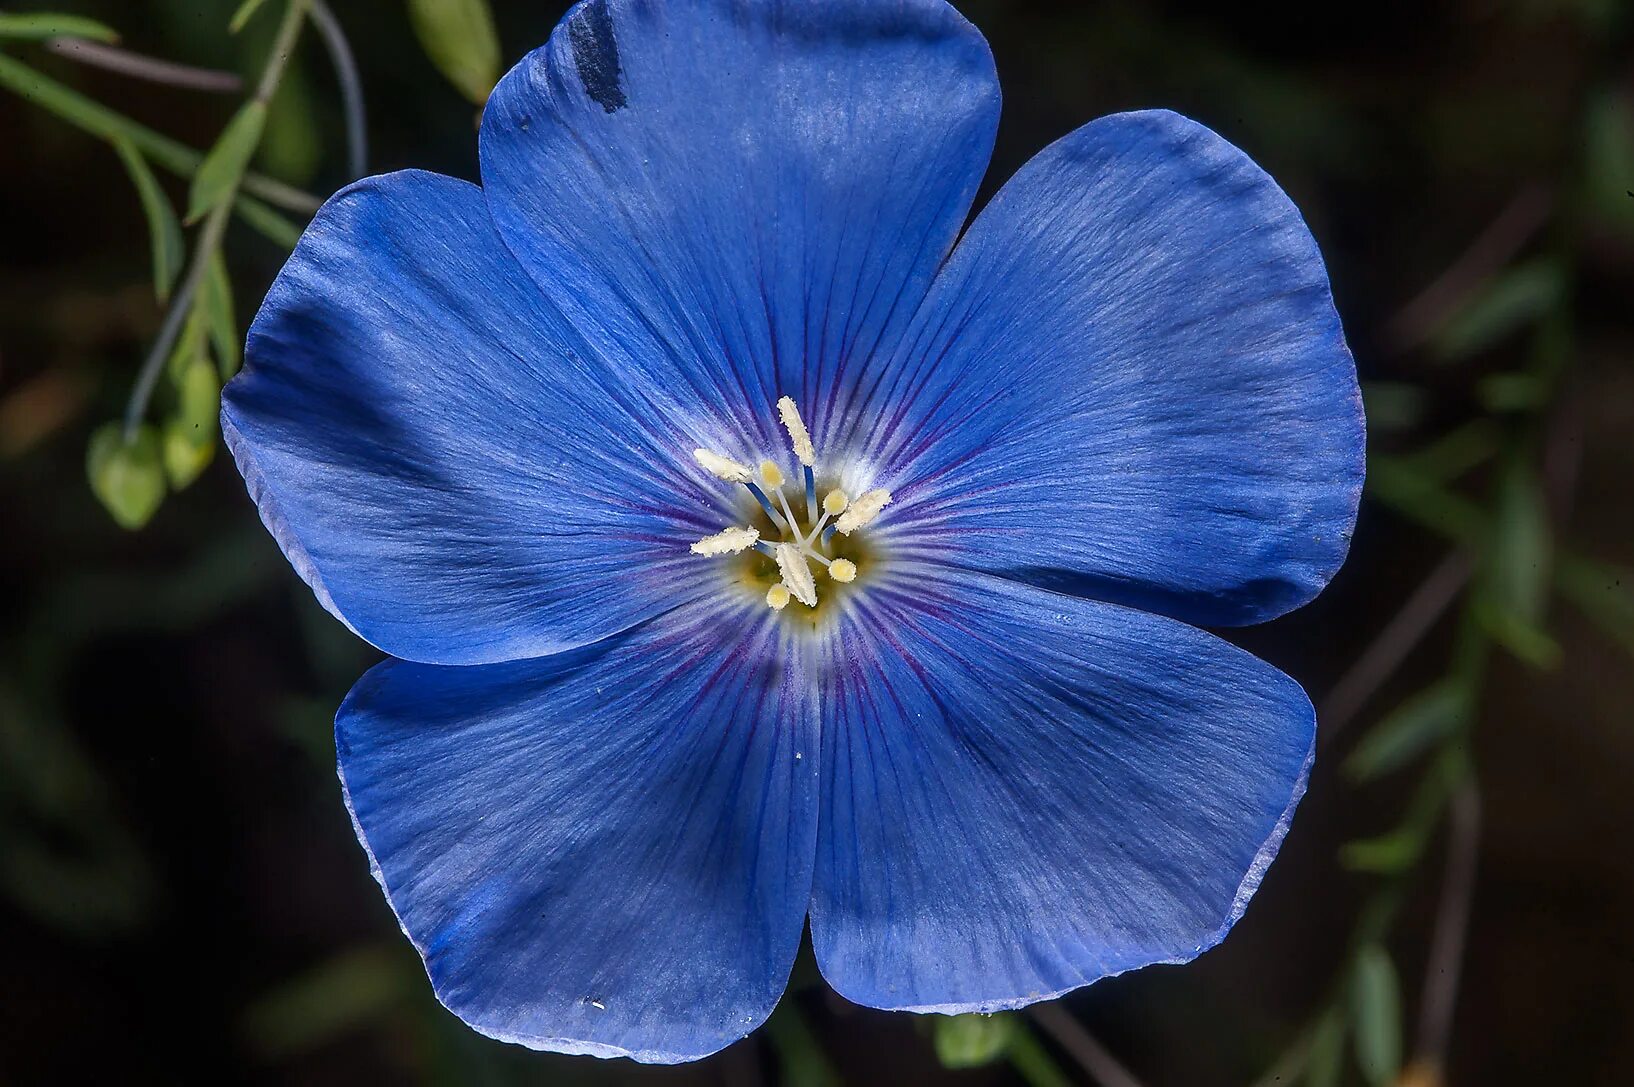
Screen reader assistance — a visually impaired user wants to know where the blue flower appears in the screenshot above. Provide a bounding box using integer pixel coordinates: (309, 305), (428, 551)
(222, 0), (1363, 1065)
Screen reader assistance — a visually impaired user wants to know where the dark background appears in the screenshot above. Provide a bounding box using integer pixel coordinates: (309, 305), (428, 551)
(2, 0), (1632, 1083)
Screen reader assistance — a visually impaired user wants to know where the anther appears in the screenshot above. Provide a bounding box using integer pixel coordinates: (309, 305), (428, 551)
(774, 542), (817, 607)
(776, 396), (816, 467)
(690, 526), (760, 555)
(834, 488), (891, 534)
(823, 490), (849, 516)
(758, 459), (786, 489)
(693, 448), (752, 483)
(766, 583), (791, 611)
(828, 559), (857, 583)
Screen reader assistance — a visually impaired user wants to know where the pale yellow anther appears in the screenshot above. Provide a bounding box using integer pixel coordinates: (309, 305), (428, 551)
(776, 396), (816, 467)
(828, 558), (857, 583)
(693, 448), (753, 483)
(689, 526), (760, 556)
(822, 490), (849, 517)
(774, 542), (817, 607)
(766, 583), (791, 610)
(834, 488), (892, 534)
(758, 459), (786, 489)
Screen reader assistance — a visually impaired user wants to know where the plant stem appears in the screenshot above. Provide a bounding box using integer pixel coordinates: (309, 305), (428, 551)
(44, 36), (243, 93)
(0, 51), (318, 218)
(306, 0), (365, 178)
(121, 0), (311, 439)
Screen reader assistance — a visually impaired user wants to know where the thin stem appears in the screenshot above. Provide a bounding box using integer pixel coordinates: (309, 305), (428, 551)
(1413, 781), (1481, 1072)
(306, 0), (365, 178)
(0, 52), (319, 216)
(1027, 1004), (1144, 1087)
(1318, 551), (1474, 746)
(45, 36), (243, 93)
(122, 0), (310, 438)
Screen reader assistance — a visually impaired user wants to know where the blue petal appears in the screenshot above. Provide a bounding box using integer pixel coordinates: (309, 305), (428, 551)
(478, 0), (999, 457)
(337, 598), (820, 1063)
(810, 569), (1314, 1011)
(859, 110), (1364, 627)
(223, 170), (728, 666)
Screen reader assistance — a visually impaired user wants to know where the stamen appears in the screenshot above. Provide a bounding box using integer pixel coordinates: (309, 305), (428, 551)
(693, 448), (752, 483)
(828, 559), (857, 583)
(758, 459), (785, 489)
(776, 396), (816, 467)
(690, 526), (760, 555)
(774, 542), (817, 607)
(744, 481), (787, 529)
(834, 488), (891, 534)
(823, 490), (849, 516)
(766, 583), (791, 611)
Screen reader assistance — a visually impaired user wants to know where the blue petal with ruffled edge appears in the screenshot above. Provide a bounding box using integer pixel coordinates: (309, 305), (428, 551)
(478, 0), (1000, 461)
(223, 170), (733, 666)
(809, 568), (1315, 1011)
(337, 598), (819, 1063)
(861, 110), (1364, 627)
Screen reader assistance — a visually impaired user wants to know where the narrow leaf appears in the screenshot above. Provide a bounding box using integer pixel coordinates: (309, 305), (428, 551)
(186, 100), (269, 223)
(1430, 259), (1564, 361)
(1350, 946), (1402, 1086)
(408, 0), (501, 104)
(1344, 680), (1469, 783)
(203, 254), (240, 378)
(0, 14), (119, 42)
(1475, 460), (1559, 668)
(87, 423), (165, 529)
(111, 139), (184, 302)
(229, 0), (274, 34)
(1305, 1011), (1346, 1087)
(934, 1013), (1017, 1069)
(162, 416), (216, 488)
(1558, 557), (1634, 657)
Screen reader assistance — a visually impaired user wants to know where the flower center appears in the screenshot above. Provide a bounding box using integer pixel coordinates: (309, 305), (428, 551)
(689, 396), (891, 619)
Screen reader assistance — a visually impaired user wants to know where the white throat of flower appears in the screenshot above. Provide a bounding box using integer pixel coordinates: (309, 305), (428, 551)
(690, 396), (889, 610)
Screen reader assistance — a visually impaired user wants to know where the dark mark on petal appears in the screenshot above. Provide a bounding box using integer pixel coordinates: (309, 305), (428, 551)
(568, 0), (626, 113)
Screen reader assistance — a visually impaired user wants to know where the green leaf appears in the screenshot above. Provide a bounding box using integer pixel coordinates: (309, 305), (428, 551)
(229, 0), (274, 34)
(87, 423), (165, 529)
(1558, 557), (1634, 657)
(111, 139), (184, 303)
(162, 416), (216, 488)
(1305, 1011), (1346, 1087)
(1344, 680), (1470, 783)
(175, 355), (221, 436)
(186, 99), (268, 223)
(408, 0), (501, 104)
(1342, 752), (1463, 874)
(0, 13), (120, 42)
(1475, 461), (1559, 668)
(1360, 381), (1427, 432)
(203, 254), (240, 378)
(1350, 946), (1402, 1087)
(1430, 259), (1564, 361)
(934, 1013), (1017, 1069)
(1584, 91), (1634, 237)
(1476, 371), (1546, 412)
(242, 946), (409, 1057)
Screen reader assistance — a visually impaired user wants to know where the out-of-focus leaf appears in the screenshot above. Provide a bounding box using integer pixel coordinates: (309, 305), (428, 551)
(1476, 371), (1547, 412)
(229, 0), (273, 33)
(111, 139), (184, 302)
(259, 57), (322, 186)
(1366, 458), (1488, 545)
(1430, 259), (1564, 361)
(1475, 461), (1559, 668)
(764, 1003), (841, 1087)
(1360, 381), (1427, 432)
(1342, 752), (1463, 874)
(1584, 91), (1634, 237)
(1558, 556), (1634, 657)
(0, 13), (119, 42)
(1350, 946), (1402, 1086)
(1344, 680), (1470, 783)
(243, 946), (410, 1057)
(1306, 1011), (1346, 1087)
(408, 0), (501, 104)
(186, 100), (268, 223)
(203, 253), (240, 378)
(86, 423), (165, 529)
(934, 1013), (1017, 1069)
(163, 356), (220, 488)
